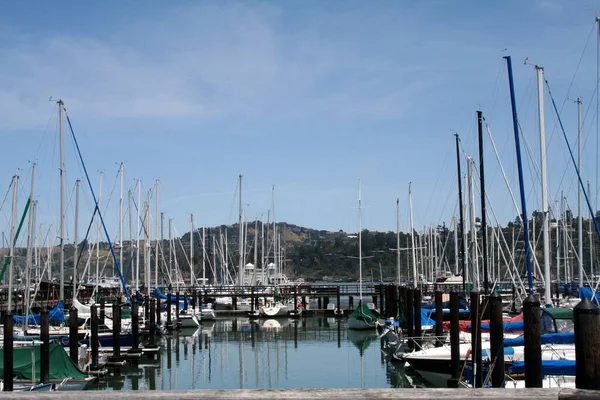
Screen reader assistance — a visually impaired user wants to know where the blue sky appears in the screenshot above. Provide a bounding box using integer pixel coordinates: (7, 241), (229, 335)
(0, 0), (599, 245)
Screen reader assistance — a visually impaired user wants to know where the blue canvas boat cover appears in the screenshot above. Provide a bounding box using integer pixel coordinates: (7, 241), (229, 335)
(504, 332), (574, 347)
(511, 359), (575, 376)
(13, 301), (65, 324)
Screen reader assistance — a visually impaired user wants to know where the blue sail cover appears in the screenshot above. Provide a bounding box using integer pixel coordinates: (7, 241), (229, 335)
(579, 287), (600, 304)
(504, 332), (574, 347)
(422, 298), (469, 310)
(511, 360), (575, 376)
(472, 320), (524, 332)
(13, 301), (65, 324)
(420, 308), (435, 328)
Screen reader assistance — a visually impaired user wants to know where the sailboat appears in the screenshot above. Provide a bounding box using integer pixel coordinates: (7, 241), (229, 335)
(347, 179), (378, 330)
(258, 186), (289, 318)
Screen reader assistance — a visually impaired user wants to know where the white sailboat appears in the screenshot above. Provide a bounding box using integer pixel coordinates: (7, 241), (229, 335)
(348, 179), (377, 330)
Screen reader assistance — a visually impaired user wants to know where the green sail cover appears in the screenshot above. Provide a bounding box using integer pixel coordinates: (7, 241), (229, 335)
(348, 302), (378, 324)
(0, 343), (87, 380)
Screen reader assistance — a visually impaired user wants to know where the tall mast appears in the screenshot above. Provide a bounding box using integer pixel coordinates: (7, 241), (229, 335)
(477, 110), (489, 295)
(261, 217), (265, 283)
(536, 66), (552, 303)
(505, 55), (534, 295)
(169, 218), (173, 285)
(74, 179), (80, 288)
(118, 163), (124, 280)
(95, 172), (103, 296)
(8, 175), (18, 312)
(128, 190), (133, 284)
(202, 226), (206, 285)
(272, 186), (277, 285)
(58, 100), (65, 302)
(396, 198), (401, 286)
(468, 156), (479, 289)
(145, 191), (151, 292)
(190, 214), (194, 285)
(454, 134), (466, 291)
(154, 180), (160, 289)
(453, 216), (459, 276)
(589, 181), (594, 280)
(409, 182), (417, 287)
(136, 180), (141, 291)
(238, 175), (243, 286)
(254, 219), (258, 283)
(577, 97), (583, 288)
(358, 178), (363, 300)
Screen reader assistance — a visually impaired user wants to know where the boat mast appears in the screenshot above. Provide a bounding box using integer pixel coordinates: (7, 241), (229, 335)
(7, 175), (18, 313)
(453, 216), (459, 276)
(396, 198), (401, 286)
(577, 97), (583, 289)
(536, 66), (552, 303)
(118, 162), (124, 280)
(74, 179), (80, 289)
(136, 179), (141, 291)
(358, 178), (363, 300)
(191, 214), (194, 285)
(25, 167), (35, 327)
(238, 175), (243, 286)
(154, 180), (160, 290)
(272, 186), (277, 286)
(589, 181), (594, 280)
(409, 182), (417, 287)
(202, 226), (206, 285)
(58, 100), (65, 302)
(95, 172), (103, 297)
(145, 191), (151, 292)
(468, 156), (479, 289)
(477, 110), (489, 295)
(505, 55), (534, 295)
(454, 133), (466, 291)
(127, 190), (133, 284)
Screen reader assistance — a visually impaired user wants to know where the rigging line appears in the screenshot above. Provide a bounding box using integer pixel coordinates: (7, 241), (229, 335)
(597, 16), (599, 214)
(545, 78), (600, 255)
(64, 109), (132, 306)
(484, 120), (521, 221)
(546, 20), (598, 147)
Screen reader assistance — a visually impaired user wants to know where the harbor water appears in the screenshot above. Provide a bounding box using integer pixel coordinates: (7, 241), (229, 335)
(86, 317), (430, 390)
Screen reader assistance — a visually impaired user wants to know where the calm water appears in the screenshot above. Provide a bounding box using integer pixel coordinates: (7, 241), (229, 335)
(87, 317), (429, 390)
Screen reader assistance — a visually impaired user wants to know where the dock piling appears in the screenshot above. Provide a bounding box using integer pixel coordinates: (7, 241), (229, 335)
(414, 288), (422, 350)
(574, 297), (600, 389)
(489, 291), (505, 388)
(91, 305), (99, 369)
(40, 310), (50, 384)
(435, 289), (443, 347)
(470, 290), (482, 388)
(3, 312), (13, 391)
(406, 288), (414, 351)
(113, 303), (121, 359)
(523, 294), (542, 388)
(69, 306), (79, 364)
(448, 289), (460, 388)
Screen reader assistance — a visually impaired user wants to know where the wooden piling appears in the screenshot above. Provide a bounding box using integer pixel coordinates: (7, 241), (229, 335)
(91, 305), (99, 369)
(175, 292), (181, 329)
(113, 303), (121, 359)
(574, 297), (600, 390)
(40, 310), (50, 384)
(435, 289), (443, 347)
(523, 294), (542, 388)
(414, 289), (422, 350)
(470, 290), (482, 388)
(3, 312), (13, 391)
(349, 296), (354, 310)
(448, 289), (460, 388)
(489, 291), (505, 388)
(406, 289), (414, 351)
(131, 302), (140, 352)
(69, 306), (79, 364)
(100, 297), (106, 325)
(166, 292), (173, 330)
(149, 298), (156, 347)
(336, 286), (341, 312)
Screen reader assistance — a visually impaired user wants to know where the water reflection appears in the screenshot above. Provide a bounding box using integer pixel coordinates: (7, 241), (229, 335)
(86, 317), (429, 390)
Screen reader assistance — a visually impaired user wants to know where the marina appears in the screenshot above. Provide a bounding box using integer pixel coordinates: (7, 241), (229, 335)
(2, 1), (600, 396)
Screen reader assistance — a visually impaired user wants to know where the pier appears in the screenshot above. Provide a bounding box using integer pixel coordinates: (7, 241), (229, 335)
(0, 388), (598, 399)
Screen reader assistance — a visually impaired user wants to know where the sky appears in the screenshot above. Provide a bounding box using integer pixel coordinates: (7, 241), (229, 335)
(0, 0), (599, 246)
